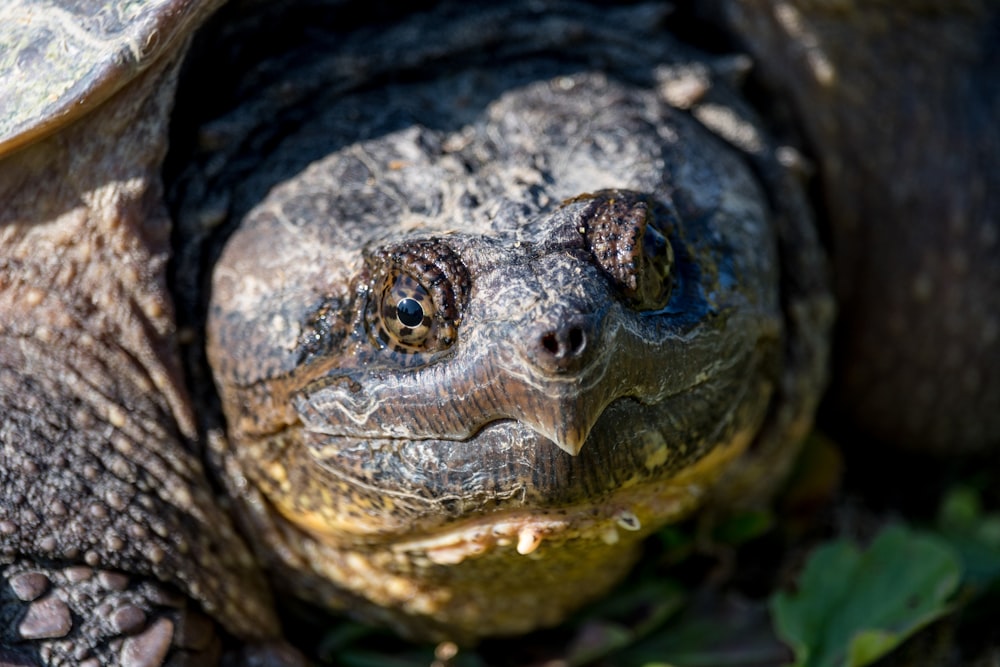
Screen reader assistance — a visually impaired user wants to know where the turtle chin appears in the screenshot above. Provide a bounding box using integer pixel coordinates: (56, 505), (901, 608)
(245, 407), (757, 642)
(294, 391), (759, 540)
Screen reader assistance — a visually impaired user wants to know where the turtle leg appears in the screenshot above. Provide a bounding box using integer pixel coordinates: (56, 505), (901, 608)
(1, 560), (222, 666)
(0, 33), (291, 667)
(0, 324), (289, 665)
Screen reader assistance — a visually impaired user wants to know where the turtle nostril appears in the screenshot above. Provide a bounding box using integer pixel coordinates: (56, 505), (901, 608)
(539, 326), (587, 359)
(542, 333), (561, 355)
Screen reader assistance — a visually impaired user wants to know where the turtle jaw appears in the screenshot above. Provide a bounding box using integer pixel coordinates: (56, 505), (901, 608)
(235, 366), (768, 641)
(527, 412), (589, 457)
(241, 416), (760, 642)
(282, 335), (775, 539)
(294, 369), (612, 458)
(384, 421), (758, 563)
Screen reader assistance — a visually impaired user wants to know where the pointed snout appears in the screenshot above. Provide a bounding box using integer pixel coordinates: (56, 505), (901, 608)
(507, 307), (616, 455)
(514, 394), (597, 456)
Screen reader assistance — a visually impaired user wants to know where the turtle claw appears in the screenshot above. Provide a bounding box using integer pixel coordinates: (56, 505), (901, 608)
(1, 560), (226, 667)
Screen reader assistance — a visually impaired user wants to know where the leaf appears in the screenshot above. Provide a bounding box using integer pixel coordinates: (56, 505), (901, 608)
(846, 629), (899, 666)
(938, 485), (981, 531)
(616, 594), (792, 667)
(771, 524), (961, 667)
(564, 578), (687, 666)
(936, 485), (1000, 589)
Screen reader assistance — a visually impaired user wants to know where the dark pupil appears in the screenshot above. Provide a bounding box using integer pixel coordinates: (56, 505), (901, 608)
(396, 298), (424, 327)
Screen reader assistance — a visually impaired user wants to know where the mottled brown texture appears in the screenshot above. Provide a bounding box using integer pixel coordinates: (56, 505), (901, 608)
(576, 191), (677, 310)
(0, 560), (226, 666)
(0, 0), (225, 155)
(1, 0), (997, 659)
(0, 19), (282, 667)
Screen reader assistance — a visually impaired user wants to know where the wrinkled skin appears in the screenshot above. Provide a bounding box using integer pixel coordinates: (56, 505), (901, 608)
(0, 46), (287, 666)
(0, 0), (996, 663)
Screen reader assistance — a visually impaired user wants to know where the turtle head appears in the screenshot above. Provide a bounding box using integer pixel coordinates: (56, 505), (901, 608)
(208, 182), (775, 508)
(205, 76), (789, 639)
(207, 180), (781, 638)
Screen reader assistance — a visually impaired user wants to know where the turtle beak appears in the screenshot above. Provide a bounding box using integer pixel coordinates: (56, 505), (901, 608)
(513, 393), (601, 456)
(502, 310), (614, 456)
(547, 426), (588, 457)
(522, 419), (590, 457)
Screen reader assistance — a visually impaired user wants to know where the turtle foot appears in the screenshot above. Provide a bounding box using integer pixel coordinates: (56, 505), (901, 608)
(1, 559), (223, 666)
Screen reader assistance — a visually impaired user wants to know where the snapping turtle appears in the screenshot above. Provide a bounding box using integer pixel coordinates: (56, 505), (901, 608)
(1, 0), (997, 663)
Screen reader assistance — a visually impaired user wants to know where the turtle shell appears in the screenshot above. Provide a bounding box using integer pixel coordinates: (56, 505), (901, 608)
(0, 0), (222, 157)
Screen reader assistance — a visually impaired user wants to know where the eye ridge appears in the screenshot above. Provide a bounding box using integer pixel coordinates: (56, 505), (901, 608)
(575, 190), (676, 311)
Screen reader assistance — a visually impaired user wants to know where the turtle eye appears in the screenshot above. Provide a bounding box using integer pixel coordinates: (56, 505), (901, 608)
(636, 223), (674, 308)
(378, 273), (435, 348)
(365, 239), (469, 356)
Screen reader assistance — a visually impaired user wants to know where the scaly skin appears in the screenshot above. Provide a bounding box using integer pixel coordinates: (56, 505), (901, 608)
(0, 42), (289, 667)
(6, 0), (997, 658)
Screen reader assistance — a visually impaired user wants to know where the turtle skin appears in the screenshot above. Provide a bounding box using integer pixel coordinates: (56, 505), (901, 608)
(707, 0), (1000, 452)
(0, 2), (298, 665)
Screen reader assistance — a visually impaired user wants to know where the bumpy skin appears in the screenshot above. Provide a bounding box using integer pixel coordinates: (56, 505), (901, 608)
(188, 1), (831, 640)
(0, 15), (291, 667)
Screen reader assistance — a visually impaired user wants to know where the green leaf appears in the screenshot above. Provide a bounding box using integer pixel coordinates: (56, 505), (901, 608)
(616, 595), (791, 666)
(846, 630), (898, 666)
(771, 524), (961, 667)
(936, 485), (1000, 589)
(564, 578), (687, 666)
(938, 485), (981, 531)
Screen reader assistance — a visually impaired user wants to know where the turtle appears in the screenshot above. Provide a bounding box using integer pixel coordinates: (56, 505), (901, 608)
(0, 0), (997, 664)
